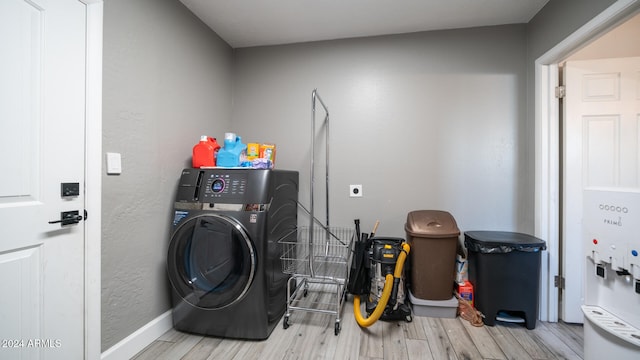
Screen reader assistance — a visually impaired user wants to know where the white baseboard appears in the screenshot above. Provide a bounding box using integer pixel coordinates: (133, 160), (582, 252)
(101, 310), (173, 360)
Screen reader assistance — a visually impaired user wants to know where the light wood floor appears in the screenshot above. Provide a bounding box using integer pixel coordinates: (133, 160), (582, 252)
(132, 299), (583, 360)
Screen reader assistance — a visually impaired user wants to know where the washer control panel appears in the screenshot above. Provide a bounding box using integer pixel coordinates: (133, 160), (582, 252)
(203, 172), (247, 199)
(176, 168), (272, 204)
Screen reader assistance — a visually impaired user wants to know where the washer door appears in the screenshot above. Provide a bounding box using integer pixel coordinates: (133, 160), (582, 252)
(167, 214), (256, 309)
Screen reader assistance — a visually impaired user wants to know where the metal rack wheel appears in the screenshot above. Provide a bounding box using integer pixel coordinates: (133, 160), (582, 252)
(334, 322), (341, 335)
(283, 316), (290, 329)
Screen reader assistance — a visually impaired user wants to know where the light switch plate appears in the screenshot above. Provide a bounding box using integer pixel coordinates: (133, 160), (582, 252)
(106, 152), (122, 175)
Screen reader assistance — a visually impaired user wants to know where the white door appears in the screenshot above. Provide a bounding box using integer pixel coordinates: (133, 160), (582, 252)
(0, 0), (87, 359)
(563, 57), (640, 323)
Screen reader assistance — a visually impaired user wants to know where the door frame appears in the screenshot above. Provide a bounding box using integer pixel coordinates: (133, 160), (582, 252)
(534, 0), (639, 322)
(82, 0), (103, 358)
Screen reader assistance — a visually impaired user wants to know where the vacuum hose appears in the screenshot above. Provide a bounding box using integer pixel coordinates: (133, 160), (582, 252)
(353, 242), (410, 327)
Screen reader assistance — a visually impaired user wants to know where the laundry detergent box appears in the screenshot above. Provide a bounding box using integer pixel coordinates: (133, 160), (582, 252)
(246, 143), (260, 160)
(457, 280), (474, 307)
(260, 144), (276, 164)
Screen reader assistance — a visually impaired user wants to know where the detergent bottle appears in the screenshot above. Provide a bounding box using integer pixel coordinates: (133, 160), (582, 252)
(192, 135), (220, 168)
(216, 133), (247, 167)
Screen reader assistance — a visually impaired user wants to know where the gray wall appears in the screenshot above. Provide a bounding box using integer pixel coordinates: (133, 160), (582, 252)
(232, 26), (529, 237)
(526, 0), (617, 61)
(102, 0), (233, 350)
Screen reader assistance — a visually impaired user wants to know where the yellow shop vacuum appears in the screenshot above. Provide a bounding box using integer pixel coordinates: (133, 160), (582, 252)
(348, 220), (412, 327)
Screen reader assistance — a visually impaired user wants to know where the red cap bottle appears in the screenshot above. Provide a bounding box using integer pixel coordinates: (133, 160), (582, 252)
(192, 135), (220, 168)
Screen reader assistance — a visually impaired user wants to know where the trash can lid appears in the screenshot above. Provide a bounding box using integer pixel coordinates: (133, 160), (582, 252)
(464, 231), (546, 253)
(405, 210), (460, 238)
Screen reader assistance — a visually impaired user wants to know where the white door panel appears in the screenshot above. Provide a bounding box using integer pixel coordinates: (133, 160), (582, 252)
(0, 0), (41, 201)
(564, 57), (640, 323)
(0, 0), (87, 358)
(0, 247), (42, 360)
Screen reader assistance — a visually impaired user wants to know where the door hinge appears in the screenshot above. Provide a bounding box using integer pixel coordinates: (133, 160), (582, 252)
(554, 275), (565, 289)
(555, 85), (566, 99)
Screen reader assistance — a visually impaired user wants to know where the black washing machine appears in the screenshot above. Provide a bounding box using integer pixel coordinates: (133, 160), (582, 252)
(167, 168), (298, 339)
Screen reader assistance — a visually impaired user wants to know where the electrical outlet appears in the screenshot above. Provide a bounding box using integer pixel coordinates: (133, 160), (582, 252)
(349, 184), (363, 197)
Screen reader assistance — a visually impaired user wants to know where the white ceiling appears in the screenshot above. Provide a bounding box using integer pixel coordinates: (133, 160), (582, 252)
(179, 0), (550, 48)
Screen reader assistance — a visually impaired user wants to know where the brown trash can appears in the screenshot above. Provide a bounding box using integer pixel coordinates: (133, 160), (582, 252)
(405, 210), (460, 300)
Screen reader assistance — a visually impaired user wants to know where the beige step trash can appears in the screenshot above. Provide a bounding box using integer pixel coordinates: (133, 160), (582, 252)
(405, 210), (460, 301)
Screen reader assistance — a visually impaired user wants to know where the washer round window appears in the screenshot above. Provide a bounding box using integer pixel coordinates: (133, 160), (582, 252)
(167, 214), (256, 309)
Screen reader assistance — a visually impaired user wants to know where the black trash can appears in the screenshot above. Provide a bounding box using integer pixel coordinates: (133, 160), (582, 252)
(464, 231), (546, 330)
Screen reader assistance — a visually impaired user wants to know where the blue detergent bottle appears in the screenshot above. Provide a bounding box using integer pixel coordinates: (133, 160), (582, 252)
(216, 133), (247, 167)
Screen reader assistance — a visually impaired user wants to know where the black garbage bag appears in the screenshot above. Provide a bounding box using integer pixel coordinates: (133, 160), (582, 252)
(348, 236), (371, 296)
